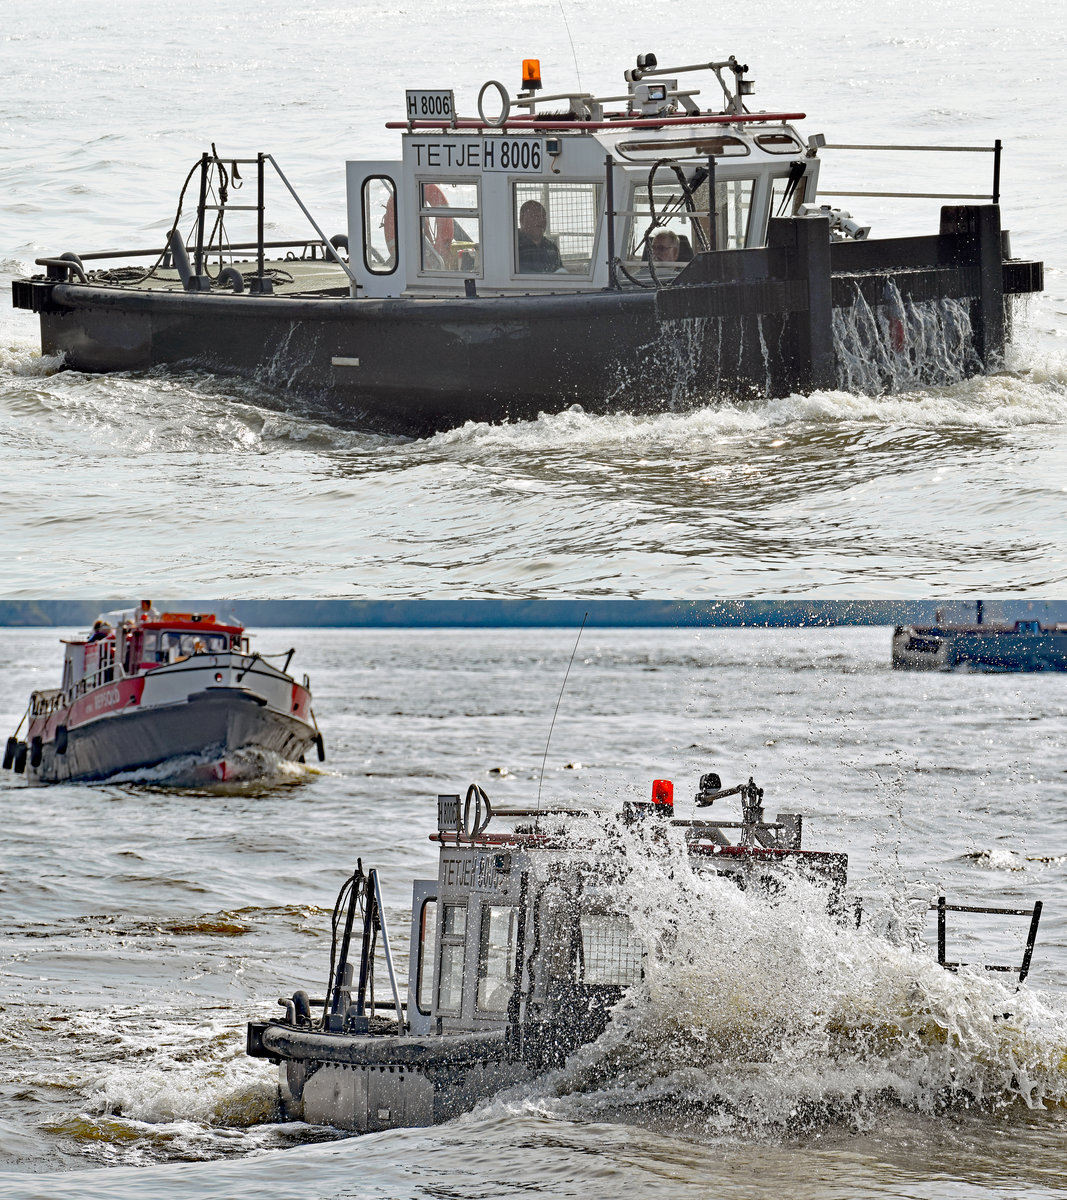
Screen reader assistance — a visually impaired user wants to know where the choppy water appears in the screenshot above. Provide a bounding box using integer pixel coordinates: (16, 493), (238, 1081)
(2, 625), (1067, 1198)
(2, 0), (1066, 595)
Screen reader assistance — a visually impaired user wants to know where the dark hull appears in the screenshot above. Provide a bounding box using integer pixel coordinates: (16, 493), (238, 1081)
(250, 1024), (526, 1132)
(36, 286), (691, 437)
(892, 628), (1067, 672)
(30, 688), (316, 783)
(15, 206), (1042, 437)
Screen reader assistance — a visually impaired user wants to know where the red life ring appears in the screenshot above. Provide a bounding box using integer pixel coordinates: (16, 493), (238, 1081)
(384, 184), (454, 256)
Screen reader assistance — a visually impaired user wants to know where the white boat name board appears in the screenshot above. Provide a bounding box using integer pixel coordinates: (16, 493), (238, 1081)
(405, 90), (456, 120)
(408, 138), (547, 173)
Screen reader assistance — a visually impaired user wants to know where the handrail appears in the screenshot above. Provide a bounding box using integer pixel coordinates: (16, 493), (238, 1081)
(825, 143), (998, 153)
(385, 111), (805, 131)
(934, 895), (1043, 983)
(35, 239), (340, 266)
(266, 155), (357, 285)
(821, 138), (1003, 204)
(371, 869), (406, 1034)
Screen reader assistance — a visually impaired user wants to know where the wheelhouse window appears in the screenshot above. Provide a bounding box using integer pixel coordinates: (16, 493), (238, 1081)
(626, 178), (702, 265)
(158, 631), (228, 660)
(476, 904), (518, 1012)
(415, 898), (437, 1015)
(513, 182), (599, 276)
(715, 179), (755, 249)
(769, 172), (808, 220)
(436, 903), (467, 1015)
(419, 180), (480, 273)
(362, 176), (397, 275)
(616, 134), (749, 162)
(755, 132), (803, 155)
(578, 913), (643, 986)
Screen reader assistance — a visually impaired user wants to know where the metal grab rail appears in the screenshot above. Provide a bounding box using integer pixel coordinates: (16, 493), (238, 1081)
(265, 154), (357, 286)
(820, 138), (1002, 204)
(934, 895), (1043, 983)
(818, 191), (993, 200)
(35, 239), (341, 266)
(187, 151), (356, 292)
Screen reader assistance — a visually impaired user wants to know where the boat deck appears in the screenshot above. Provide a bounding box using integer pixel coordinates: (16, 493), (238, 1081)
(88, 257), (351, 296)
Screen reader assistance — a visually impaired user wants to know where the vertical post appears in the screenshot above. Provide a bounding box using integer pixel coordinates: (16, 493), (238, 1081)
(257, 153), (266, 283)
(940, 204), (1005, 369)
(766, 214), (834, 394)
(1018, 900), (1042, 983)
(329, 863), (363, 1020)
(707, 154), (717, 252)
(604, 154), (617, 290)
(992, 138), (1002, 206)
(355, 875), (376, 1015)
(937, 896), (947, 967)
(194, 152), (209, 278)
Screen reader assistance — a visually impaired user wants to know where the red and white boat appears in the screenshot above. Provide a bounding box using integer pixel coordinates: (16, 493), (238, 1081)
(3, 607), (323, 784)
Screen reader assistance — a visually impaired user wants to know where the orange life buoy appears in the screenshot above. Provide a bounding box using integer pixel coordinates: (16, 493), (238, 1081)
(384, 183), (453, 256)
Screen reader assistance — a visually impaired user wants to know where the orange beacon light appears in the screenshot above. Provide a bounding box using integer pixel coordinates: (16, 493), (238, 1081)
(522, 59), (542, 91)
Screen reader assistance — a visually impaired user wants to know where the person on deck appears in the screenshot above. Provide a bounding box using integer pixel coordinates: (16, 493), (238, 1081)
(516, 201), (562, 273)
(650, 229), (681, 262)
(137, 600), (160, 623)
(87, 620), (111, 643)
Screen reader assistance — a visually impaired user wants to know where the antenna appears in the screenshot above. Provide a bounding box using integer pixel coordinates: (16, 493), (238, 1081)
(558, 1), (583, 93)
(536, 611), (588, 820)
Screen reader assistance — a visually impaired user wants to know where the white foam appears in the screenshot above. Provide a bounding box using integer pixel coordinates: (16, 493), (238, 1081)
(517, 820), (1067, 1130)
(104, 746), (311, 788)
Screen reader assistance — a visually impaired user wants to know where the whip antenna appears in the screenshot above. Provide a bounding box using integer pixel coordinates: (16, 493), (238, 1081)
(536, 611), (588, 821)
(558, 1), (583, 93)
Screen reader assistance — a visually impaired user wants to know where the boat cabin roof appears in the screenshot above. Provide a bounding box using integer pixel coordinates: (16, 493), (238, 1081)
(348, 54), (821, 299)
(62, 611), (243, 646)
(139, 612), (243, 635)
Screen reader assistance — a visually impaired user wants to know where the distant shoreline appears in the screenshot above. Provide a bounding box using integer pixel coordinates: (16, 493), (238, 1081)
(0, 600), (1063, 629)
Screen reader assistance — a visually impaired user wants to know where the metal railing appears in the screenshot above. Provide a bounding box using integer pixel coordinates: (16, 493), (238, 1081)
(35, 152), (355, 292)
(934, 895), (1043, 983)
(818, 138), (1002, 204)
(188, 152), (356, 289)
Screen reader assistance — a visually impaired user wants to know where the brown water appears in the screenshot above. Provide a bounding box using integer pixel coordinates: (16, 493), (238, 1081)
(2, 626), (1066, 1197)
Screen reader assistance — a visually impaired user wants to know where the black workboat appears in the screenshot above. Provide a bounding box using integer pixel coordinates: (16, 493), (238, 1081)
(13, 53), (1043, 436)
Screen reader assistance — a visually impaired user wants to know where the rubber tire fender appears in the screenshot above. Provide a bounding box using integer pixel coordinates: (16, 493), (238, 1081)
(292, 989), (312, 1026)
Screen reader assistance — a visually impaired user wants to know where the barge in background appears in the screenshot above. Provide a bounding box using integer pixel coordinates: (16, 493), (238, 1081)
(893, 602), (1067, 671)
(2, 606), (324, 783)
(12, 52), (1043, 436)
(245, 774), (1043, 1133)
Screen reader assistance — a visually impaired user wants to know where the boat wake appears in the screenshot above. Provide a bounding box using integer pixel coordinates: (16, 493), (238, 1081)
(499, 819), (1067, 1135)
(424, 358), (1067, 456)
(104, 746), (312, 789)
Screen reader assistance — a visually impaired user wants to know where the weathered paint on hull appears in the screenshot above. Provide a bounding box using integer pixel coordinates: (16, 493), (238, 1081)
(35, 285), (775, 436)
(30, 688), (316, 783)
(17, 208), (1042, 437)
